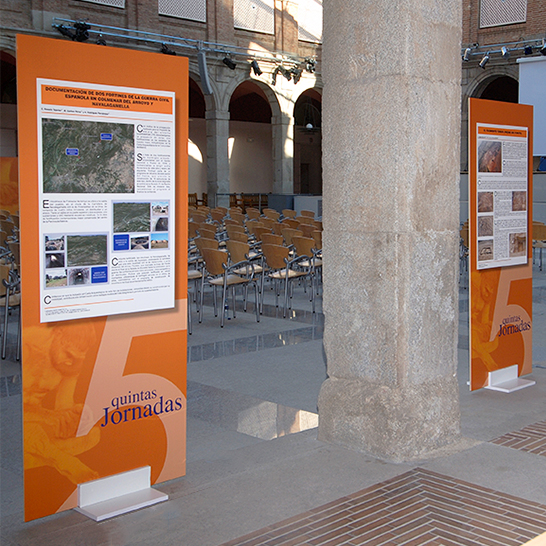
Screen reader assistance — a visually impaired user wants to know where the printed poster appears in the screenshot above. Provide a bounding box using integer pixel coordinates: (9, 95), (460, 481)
(476, 123), (529, 270)
(38, 79), (176, 322)
(468, 98), (533, 391)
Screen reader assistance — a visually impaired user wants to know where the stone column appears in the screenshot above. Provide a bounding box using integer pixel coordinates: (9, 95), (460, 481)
(206, 109), (230, 207)
(272, 113), (294, 194)
(318, 0), (462, 461)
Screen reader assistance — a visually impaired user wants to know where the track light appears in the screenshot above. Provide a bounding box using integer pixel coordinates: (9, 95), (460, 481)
(291, 67), (303, 84)
(161, 43), (176, 55)
(250, 60), (262, 76)
(305, 58), (316, 73)
(541, 39), (546, 56)
(524, 45), (533, 55)
(501, 46), (509, 58)
(280, 66), (292, 81)
(479, 52), (490, 69)
(271, 66), (281, 85)
(222, 56), (236, 70)
(96, 34), (106, 46)
(74, 21), (90, 42)
(54, 24), (75, 40)
(462, 48), (471, 61)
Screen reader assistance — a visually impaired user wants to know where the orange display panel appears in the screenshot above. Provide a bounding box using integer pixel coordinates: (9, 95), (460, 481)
(17, 35), (188, 521)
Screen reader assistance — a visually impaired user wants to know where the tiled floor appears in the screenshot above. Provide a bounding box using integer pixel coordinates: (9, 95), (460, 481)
(219, 469), (546, 546)
(491, 421), (546, 457)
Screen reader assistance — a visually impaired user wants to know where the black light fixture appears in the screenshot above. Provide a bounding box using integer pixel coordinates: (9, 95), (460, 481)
(73, 21), (90, 42)
(462, 47), (471, 61)
(501, 46), (509, 58)
(54, 24), (75, 40)
(479, 52), (490, 69)
(271, 66), (281, 85)
(161, 43), (176, 55)
(524, 45), (533, 55)
(250, 60), (262, 76)
(280, 66), (292, 81)
(305, 58), (316, 73)
(291, 67), (303, 84)
(540, 39), (546, 56)
(96, 34), (106, 46)
(222, 56), (236, 70)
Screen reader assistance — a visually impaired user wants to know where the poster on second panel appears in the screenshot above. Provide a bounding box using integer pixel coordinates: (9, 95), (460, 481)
(38, 79), (175, 323)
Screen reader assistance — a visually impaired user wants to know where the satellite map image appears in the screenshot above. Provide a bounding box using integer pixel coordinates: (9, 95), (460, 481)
(42, 118), (135, 193)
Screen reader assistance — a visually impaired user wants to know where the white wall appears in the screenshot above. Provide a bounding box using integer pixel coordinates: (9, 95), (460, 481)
(229, 121), (273, 194)
(188, 118), (207, 196)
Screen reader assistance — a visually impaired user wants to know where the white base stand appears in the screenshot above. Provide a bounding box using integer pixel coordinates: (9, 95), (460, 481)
(484, 364), (536, 393)
(75, 466), (168, 522)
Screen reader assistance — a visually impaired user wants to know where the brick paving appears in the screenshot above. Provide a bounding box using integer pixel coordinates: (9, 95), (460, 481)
(219, 468), (546, 546)
(491, 421), (546, 457)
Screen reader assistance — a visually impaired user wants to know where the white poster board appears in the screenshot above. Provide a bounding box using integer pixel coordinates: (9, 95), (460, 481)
(38, 79), (176, 322)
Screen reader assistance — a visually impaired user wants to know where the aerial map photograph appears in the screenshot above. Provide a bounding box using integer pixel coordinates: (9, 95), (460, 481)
(41, 118), (135, 193)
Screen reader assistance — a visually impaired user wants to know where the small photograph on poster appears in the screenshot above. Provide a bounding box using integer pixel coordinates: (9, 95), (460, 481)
(478, 191), (494, 212)
(66, 234), (108, 266)
(68, 267), (91, 286)
(478, 141), (502, 173)
(42, 119), (135, 194)
(478, 239), (494, 261)
(131, 235), (150, 250)
(509, 233), (527, 257)
(113, 202), (151, 233)
(478, 216), (494, 237)
(512, 191), (526, 211)
(45, 253), (65, 268)
(45, 270), (67, 288)
(151, 232), (169, 249)
(153, 216), (168, 232)
(45, 235), (64, 251)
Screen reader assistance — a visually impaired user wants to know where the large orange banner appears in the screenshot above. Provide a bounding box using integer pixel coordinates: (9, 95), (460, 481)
(468, 98), (533, 390)
(17, 35), (188, 521)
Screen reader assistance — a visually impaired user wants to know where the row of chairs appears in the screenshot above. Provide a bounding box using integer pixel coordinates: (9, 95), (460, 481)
(0, 210), (21, 360)
(188, 206), (322, 329)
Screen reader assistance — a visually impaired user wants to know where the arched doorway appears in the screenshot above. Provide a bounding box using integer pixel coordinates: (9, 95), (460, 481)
(477, 75), (518, 103)
(293, 89), (322, 194)
(228, 81), (273, 194)
(188, 77), (207, 199)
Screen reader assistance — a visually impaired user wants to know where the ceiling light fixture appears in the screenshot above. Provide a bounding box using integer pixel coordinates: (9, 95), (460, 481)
(479, 52), (490, 69)
(222, 56), (236, 70)
(161, 43), (176, 55)
(250, 60), (262, 76)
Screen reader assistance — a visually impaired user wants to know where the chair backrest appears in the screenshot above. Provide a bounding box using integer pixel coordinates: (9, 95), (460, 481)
(282, 209), (297, 218)
(299, 223), (316, 238)
(230, 211), (246, 226)
(195, 236), (219, 253)
(190, 210), (208, 223)
(0, 219), (15, 236)
(312, 230), (322, 250)
(300, 210), (315, 218)
(262, 243), (289, 270)
(188, 222), (199, 239)
(282, 218), (300, 229)
(0, 264), (9, 297)
(253, 226), (271, 242)
(262, 208), (280, 221)
(246, 208), (261, 220)
(246, 221), (265, 236)
(260, 218), (276, 230)
(226, 240), (250, 263)
(281, 228), (303, 246)
(188, 193), (198, 207)
(271, 222), (284, 236)
(292, 236), (315, 258)
(227, 230), (248, 243)
(209, 209), (225, 223)
(197, 225), (216, 239)
(261, 233), (283, 246)
(201, 248), (228, 276)
(226, 224), (246, 237)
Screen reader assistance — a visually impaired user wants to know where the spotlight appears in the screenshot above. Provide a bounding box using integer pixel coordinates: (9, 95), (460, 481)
(479, 52), (490, 69)
(305, 58), (316, 73)
(55, 24), (75, 40)
(250, 60), (262, 76)
(501, 46), (509, 58)
(73, 21), (90, 42)
(280, 66), (292, 81)
(291, 67), (303, 84)
(96, 34), (106, 46)
(540, 39), (546, 56)
(161, 43), (176, 55)
(462, 47), (471, 61)
(524, 45), (533, 55)
(222, 56), (237, 70)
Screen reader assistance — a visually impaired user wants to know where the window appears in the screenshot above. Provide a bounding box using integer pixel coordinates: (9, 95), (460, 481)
(159, 0), (206, 23)
(480, 0), (527, 28)
(298, 0), (322, 43)
(234, 0), (274, 34)
(79, 0), (125, 7)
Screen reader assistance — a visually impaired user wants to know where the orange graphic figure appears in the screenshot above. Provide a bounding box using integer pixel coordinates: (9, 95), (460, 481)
(23, 324), (100, 485)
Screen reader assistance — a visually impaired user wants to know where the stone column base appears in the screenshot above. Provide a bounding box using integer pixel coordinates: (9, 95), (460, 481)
(318, 376), (461, 462)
